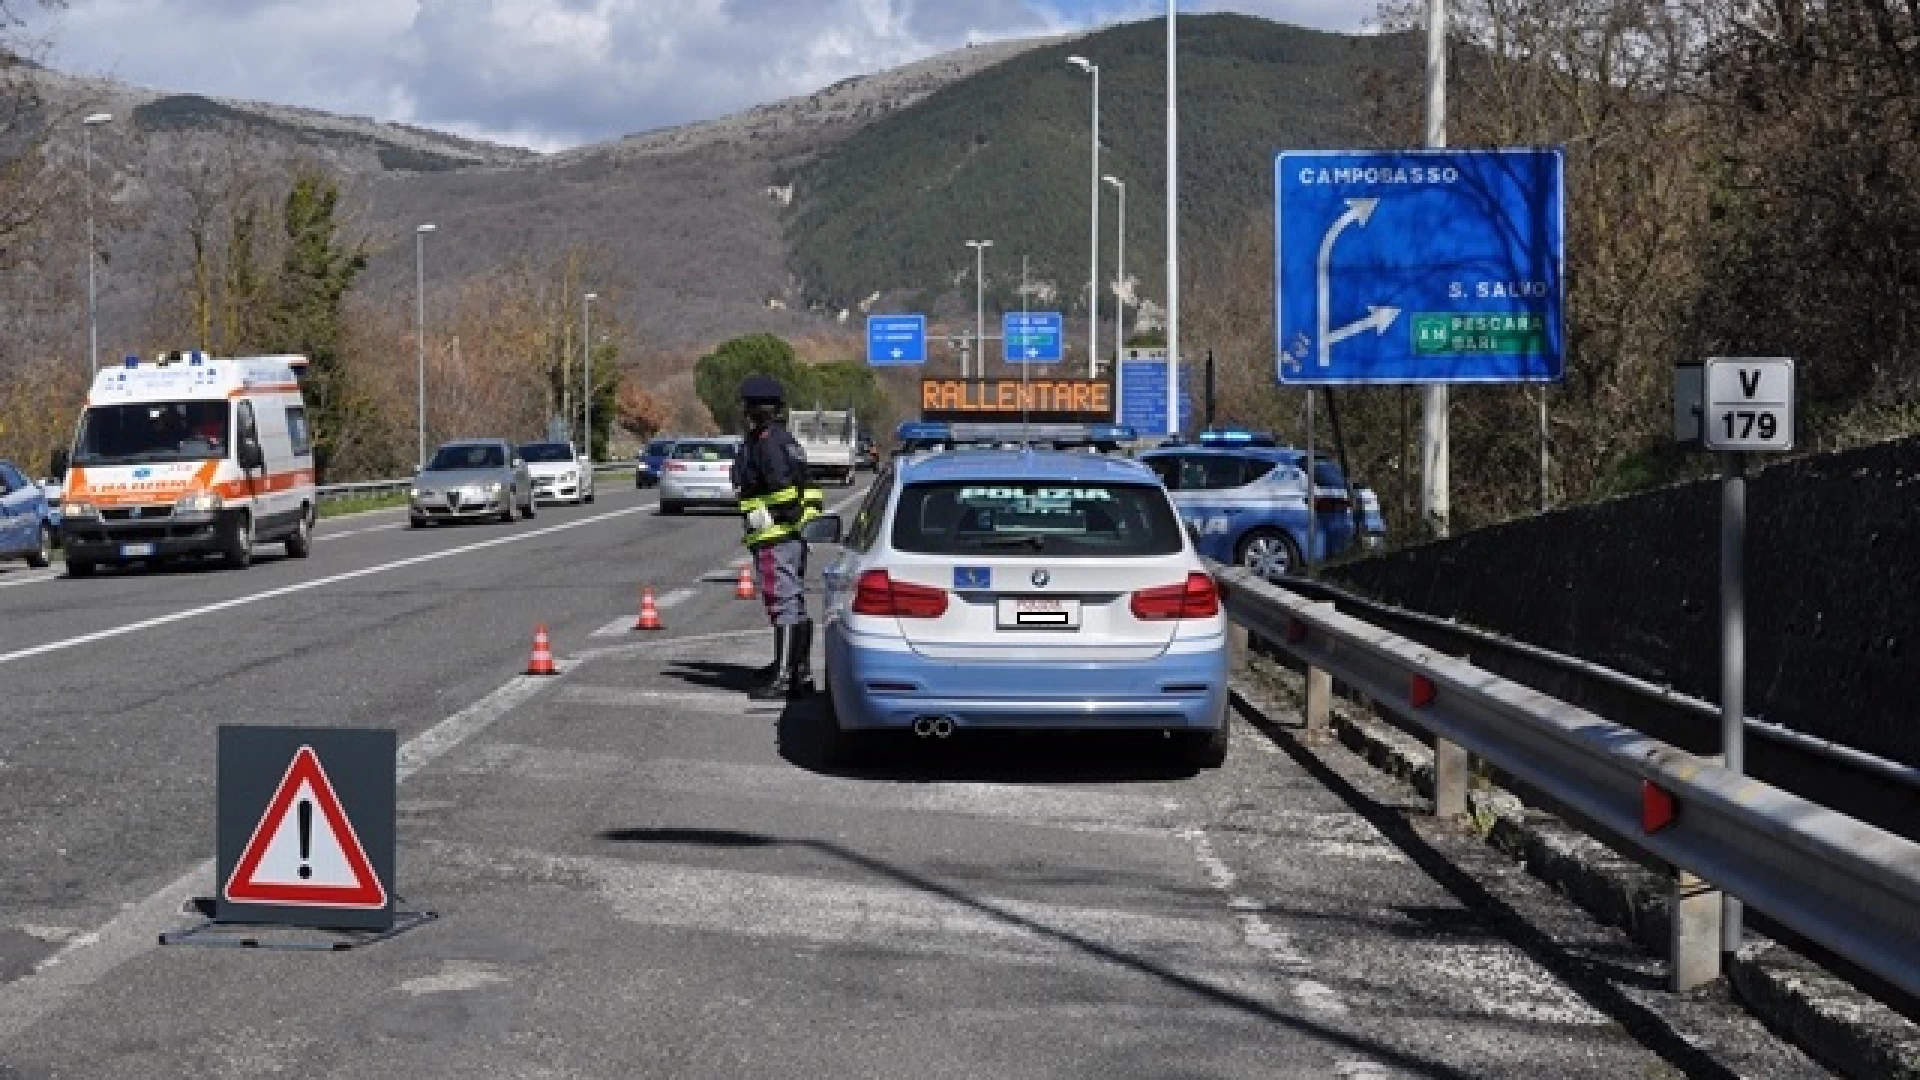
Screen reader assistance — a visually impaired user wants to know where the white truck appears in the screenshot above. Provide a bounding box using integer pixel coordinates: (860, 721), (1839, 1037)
(791, 406), (858, 487)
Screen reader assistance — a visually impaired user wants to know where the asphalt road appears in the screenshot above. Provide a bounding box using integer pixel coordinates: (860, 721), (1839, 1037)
(0, 479), (1830, 1078)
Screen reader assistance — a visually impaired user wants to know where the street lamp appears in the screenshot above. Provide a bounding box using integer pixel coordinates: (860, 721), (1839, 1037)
(582, 292), (598, 461)
(415, 224), (436, 470)
(965, 240), (992, 378)
(1068, 55), (1100, 379)
(82, 112), (112, 379)
(1104, 175), (1125, 376)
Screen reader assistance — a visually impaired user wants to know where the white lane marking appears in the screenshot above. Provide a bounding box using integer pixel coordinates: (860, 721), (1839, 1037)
(0, 570), (58, 592)
(0, 668), (559, 1046)
(556, 688), (781, 716)
(1334, 1062), (1391, 1079)
(322, 522), (404, 541)
(0, 503), (655, 667)
(589, 587), (694, 638)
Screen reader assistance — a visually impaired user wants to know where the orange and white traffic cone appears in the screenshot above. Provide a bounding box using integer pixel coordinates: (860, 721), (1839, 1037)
(735, 564), (755, 600)
(527, 624), (558, 676)
(635, 587), (663, 631)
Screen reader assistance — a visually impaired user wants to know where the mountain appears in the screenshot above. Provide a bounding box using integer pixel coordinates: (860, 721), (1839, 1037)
(30, 35), (1060, 362)
(27, 15), (1399, 373)
(784, 14), (1412, 329)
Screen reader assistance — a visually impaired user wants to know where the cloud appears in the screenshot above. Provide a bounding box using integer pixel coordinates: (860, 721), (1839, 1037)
(28, 1), (1376, 152)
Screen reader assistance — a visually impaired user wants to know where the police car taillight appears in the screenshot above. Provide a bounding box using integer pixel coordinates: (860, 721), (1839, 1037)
(853, 570), (948, 619)
(1130, 573), (1219, 621)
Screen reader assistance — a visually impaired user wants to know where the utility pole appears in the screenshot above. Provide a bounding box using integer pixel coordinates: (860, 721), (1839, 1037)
(966, 240), (992, 379)
(82, 112), (112, 379)
(1166, 0), (1181, 440)
(1420, 0), (1450, 536)
(1070, 56), (1101, 380)
(414, 223), (436, 470)
(1105, 175), (1125, 375)
(583, 292), (598, 460)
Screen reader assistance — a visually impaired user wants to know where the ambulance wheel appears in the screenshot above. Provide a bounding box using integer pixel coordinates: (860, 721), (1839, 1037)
(27, 523), (52, 568)
(520, 495), (536, 520)
(66, 558), (96, 578)
(285, 506), (314, 558)
(223, 512), (254, 569)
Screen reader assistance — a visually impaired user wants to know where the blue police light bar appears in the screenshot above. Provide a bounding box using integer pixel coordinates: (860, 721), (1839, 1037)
(896, 421), (951, 441)
(1198, 429), (1276, 447)
(124, 355), (140, 368)
(1088, 425), (1136, 443)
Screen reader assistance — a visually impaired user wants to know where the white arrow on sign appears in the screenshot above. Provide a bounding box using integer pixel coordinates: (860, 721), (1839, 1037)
(1026, 347), (1039, 359)
(891, 347), (904, 359)
(1316, 197), (1400, 368)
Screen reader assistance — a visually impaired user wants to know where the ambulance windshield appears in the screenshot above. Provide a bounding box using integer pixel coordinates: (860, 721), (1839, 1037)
(73, 402), (231, 466)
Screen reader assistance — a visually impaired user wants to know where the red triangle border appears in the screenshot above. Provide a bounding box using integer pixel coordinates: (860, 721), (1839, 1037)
(223, 744), (387, 909)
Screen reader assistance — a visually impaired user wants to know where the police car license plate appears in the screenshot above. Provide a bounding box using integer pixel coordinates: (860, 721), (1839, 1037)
(996, 596), (1080, 630)
(120, 543), (156, 558)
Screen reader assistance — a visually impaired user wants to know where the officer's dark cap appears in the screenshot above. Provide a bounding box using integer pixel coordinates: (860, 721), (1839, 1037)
(739, 375), (786, 404)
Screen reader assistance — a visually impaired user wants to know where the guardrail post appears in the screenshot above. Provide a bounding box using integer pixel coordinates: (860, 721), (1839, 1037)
(1670, 869), (1724, 991)
(1304, 664), (1332, 745)
(1227, 620), (1251, 676)
(1434, 739), (1470, 819)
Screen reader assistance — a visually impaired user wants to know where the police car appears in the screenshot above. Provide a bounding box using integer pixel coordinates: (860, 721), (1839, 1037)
(1140, 429), (1386, 582)
(806, 446), (1229, 769)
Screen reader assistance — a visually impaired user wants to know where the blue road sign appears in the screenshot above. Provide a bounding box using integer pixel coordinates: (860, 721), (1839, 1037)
(1276, 148), (1565, 386)
(867, 314), (926, 366)
(1003, 312), (1063, 364)
(1118, 360), (1192, 437)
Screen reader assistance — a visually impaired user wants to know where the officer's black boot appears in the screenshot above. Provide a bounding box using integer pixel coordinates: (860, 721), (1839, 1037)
(787, 620), (814, 697)
(750, 625), (795, 700)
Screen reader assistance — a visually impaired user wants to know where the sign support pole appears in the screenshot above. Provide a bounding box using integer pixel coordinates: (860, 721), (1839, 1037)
(1304, 388), (1317, 579)
(1720, 450), (1747, 958)
(1540, 387), (1551, 512)
(1419, 0), (1450, 538)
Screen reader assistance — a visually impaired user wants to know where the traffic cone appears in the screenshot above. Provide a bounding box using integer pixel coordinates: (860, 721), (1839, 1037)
(735, 564), (755, 600)
(527, 625), (558, 676)
(635, 587), (663, 631)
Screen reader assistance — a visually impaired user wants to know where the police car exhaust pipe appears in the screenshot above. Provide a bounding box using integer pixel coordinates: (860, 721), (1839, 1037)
(913, 716), (937, 738)
(932, 717), (955, 739)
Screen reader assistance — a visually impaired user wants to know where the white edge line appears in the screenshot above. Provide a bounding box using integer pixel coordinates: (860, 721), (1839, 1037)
(0, 502), (654, 667)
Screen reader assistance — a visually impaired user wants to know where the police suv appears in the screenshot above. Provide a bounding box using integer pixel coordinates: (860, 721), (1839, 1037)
(1140, 430), (1386, 582)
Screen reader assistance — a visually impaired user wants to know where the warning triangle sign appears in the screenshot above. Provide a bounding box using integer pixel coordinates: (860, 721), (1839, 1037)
(223, 745), (387, 909)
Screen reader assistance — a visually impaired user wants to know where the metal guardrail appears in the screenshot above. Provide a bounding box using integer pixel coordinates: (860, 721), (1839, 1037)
(1277, 577), (1920, 844)
(1214, 563), (1920, 1003)
(315, 462), (633, 502)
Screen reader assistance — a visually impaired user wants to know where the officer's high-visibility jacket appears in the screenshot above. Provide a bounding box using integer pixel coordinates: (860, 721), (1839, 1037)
(733, 422), (826, 549)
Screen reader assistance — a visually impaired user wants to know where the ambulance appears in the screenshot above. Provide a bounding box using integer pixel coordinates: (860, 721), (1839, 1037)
(58, 351), (317, 576)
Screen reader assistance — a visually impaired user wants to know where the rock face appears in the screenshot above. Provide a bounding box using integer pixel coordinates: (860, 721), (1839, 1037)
(1331, 436), (1920, 768)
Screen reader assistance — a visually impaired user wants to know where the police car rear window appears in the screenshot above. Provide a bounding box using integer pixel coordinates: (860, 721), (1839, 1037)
(891, 481), (1183, 557)
(671, 442), (738, 461)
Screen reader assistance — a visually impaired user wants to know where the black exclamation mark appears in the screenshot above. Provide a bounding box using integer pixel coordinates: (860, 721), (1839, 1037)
(297, 799), (313, 880)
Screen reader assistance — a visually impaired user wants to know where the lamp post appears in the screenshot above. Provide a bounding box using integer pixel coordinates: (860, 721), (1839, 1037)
(965, 240), (992, 378)
(582, 292), (597, 461)
(1069, 56), (1100, 379)
(1104, 175), (1125, 375)
(1165, 1), (1181, 439)
(82, 112), (112, 379)
(415, 223), (436, 470)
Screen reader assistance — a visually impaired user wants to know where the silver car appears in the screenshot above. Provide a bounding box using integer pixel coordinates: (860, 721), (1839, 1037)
(409, 439), (536, 527)
(658, 437), (741, 515)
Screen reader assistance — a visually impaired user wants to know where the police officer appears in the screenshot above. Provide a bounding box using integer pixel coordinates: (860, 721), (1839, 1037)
(732, 375), (827, 700)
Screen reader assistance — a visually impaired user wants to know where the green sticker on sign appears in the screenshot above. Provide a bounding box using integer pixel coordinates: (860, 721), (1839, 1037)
(1413, 313), (1549, 356)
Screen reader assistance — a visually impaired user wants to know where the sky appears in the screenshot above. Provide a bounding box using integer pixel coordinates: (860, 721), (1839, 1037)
(19, 1), (1375, 153)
